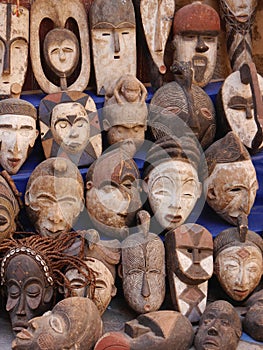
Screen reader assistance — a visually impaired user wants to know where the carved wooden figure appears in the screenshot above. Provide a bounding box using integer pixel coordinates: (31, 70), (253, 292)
(219, 0), (258, 71)
(94, 310), (194, 350)
(165, 223), (213, 323)
(140, 0), (175, 76)
(173, 1), (220, 87)
(217, 62), (263, 152)
(0, 170), (22, 243)
(85, 142), (142, 240)
(12, 297), (102, 350)
(0, 98), (39, 175)
(0, 2), (29, 97)
(25, 158), (84, 237)
(39, 91), (102, 167)
(0, 233), (96, 335)
(143, 136), (202, 232)
(243, 289), (263, 342)
(89, 0), (137, 95)
(149, 61), (216, 150)
(204, 132), (258, 225)
(214, 214), (263, 302)
(119, 211), (166, 314)
(194, 300), (242, 350)
(30, 0), (90, 94)
(103, 75), (148, 156)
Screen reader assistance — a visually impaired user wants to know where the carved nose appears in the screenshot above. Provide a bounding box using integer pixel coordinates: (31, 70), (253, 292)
(141, 272), (150, 298)
(196, 37), (209, 53)
(207, 326), (218, 336)
(16, 296), (26, 316)
(113, 30), (120, 53)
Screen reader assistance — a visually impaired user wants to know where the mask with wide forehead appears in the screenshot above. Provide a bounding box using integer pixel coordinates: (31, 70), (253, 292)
(173, 2), (220, 87)
(85, 144), (142, 240)
(214, 218), (263, 301)
(0, 98), (38, 174)
(0, 3), (29, 97)
(39, 91), (102, 167)
(89, 0), (136, 95)
(25, 157), (84, 237)
(12, 297), (102, 350)
(204, 132), (258, 225)
(194, 300), (242, 350)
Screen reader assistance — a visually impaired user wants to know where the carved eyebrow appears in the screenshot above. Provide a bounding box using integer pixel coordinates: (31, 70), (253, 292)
(20, 125), (34, 130)
(0, 124), (13, 129)
(36, 193), (56, 202)
(74, 117), (89, 123)
(228, 96), (252, 109)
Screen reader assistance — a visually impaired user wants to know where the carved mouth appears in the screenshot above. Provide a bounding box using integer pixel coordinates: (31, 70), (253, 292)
(12, 323), (28, 334)
(237, 15), (249, 22)
(16, 328), (32, 340)
(203, 337), (219, 348)
(7, 158), (21, 168)
(166, 214), (182, 224)
(234, 289), (249, 298)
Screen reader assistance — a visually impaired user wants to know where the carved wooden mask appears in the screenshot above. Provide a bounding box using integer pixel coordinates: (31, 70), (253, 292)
(173, 2), (220, 87)
(217, 67), (263, 151)
(65, 258), (117, 315)
(103, 75), (148, 155)
(85, 145), (142, 240)
(0, 171), (21, 243)
(214, 226), (263, 301)
(12, 297), (103, 350)
(0, 98), (38, 174)
(194, 300), (242, 350)
(140, 0), (175, 75)
(39, 91), (102, 167)
(25, 158), (84, 237)
(149, 79), (216, 150)
(0, 3), (29, 97)
(165, 224), (213, 323)
(89, 0), (136, 95)
(120, 229), (165, 314)
(30, 0), (90, 94)
(204, 132), (258, 225)
(2, 253), (54, 335)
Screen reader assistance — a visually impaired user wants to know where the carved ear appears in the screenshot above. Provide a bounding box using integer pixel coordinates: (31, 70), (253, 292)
(207, 187), (216, 200)
(197, 181), (202, 199)
(24, 190), (31, 206)
(103, 119), (111, 132)
(86, 181), (93, 191)
(142, 178), (149, 194)
(111, 285), (117, 297)
(118, 264), (123, 279)
(43, 285), (54, 304)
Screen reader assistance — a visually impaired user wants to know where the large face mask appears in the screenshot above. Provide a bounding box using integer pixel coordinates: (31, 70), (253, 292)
(165, 224), (213, 323)
(12, 297), (102, 350)
(121, 234), (165, 314)
(3, 254), (54, 335)
(0, 114), (38, 174)
(140, 0), (175, 75)
(215, 245), (262, 301)
(65, 258), (117, 315)
(0, 3), (29, 96)
(194, 300), (242, 350)
(25, 175), (84, 237)
(51, 102), (90, 154)
(204, 160), (258, 225)
(89, 0), (136, 95)
(219, 70), (263, 150)
(174, 32), (218, 87)
(145, 160), (202, 231)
